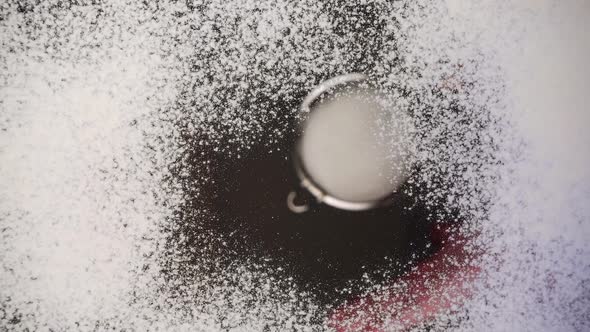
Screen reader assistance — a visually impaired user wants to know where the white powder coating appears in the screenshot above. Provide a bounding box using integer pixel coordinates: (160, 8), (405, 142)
(460, 2), (590, 331)
(0, 0), (588, 331)
(300, 94), (409, 202)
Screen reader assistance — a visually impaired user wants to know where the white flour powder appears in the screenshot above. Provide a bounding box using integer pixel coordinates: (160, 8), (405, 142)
(0, 0), (588, 331)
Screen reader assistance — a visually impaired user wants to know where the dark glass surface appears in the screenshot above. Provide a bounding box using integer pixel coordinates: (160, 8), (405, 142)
(166, 0), (435, 307)
(198, 120), (433, 304)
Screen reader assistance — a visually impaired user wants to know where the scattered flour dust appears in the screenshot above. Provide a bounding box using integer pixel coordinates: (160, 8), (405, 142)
(398, 1), (590, 331)
(461, 1), (590, 331)
(1, 0), (589, 331)
(0, 4), (181, 330)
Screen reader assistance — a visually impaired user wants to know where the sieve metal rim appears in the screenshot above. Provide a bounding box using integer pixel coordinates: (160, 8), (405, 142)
(292, 73), (398, 212)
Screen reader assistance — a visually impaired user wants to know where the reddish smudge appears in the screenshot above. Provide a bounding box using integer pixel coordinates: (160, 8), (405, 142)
(329, 224), (481, 331)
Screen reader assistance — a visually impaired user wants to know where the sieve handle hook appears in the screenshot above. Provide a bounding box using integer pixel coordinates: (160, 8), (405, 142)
(287, 190), (310, 214)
